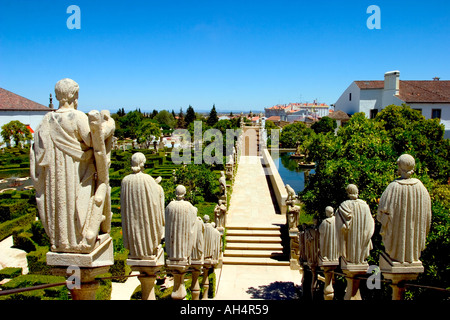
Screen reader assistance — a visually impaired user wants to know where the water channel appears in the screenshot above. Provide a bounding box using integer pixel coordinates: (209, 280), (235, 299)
(270, 151), (315, 194)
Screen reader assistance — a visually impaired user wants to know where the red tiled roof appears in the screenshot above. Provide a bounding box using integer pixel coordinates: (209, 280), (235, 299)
(355, 80), (450, 103)
(266, 116), (280, 121)
(0, 87), (52, 111)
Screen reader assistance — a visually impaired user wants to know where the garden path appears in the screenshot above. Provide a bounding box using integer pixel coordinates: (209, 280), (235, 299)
(214, 156), (303, 300)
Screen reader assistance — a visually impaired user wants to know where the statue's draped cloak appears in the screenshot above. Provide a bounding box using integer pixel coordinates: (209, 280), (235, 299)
(377, 178), (431, 263)
(191, 218), (205, 261)
(203, 223), (221, 260)
(319, 216), (339, 261)
(336, 199), (374, 264)
(30, 110), (95, 252)
(165, 200), (197, 261)
(121, 172), (165, 259)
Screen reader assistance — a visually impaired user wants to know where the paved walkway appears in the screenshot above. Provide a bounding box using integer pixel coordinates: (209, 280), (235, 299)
(214, 156), (303, 300)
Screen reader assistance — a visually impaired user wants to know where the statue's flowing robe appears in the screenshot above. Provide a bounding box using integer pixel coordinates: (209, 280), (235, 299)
(305, 227), (319, 265)
(319, 216), (339, 261)
(336, 199), (374, 264)
(30, 109), (95, 253)
(121, 172), (165, 259)
(377, 178), (431, 263)
(203, 223), (221, 261)
(165, 200), (197, 261)
(191, 218), (204, 261)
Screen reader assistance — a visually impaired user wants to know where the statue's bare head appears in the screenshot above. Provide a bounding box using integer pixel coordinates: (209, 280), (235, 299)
(203, 215), (210, 223)
(325, 206), (334, 218)
(175, 185), (186, 200)
(397, 154), (415, 179)
(131, 152), (146, 173)
(346, 184), (359, 200)
(55, 78), (79, 109)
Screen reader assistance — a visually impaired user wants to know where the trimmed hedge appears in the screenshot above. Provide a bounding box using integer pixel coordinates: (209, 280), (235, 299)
(0, 213), (35, 242)
(0, 267), (22, 281)
(0, 274), (69, 300)
(26, 246), (52, 275)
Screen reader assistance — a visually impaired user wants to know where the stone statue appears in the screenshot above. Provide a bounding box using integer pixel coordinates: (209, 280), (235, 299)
(214, 200), (227, 230)
(219, 171), (227, 201)
(165, 185), (198, 262)
(191, 217), (205, 262)
(319, 206), (339, 262)
(203, 221), (221, 262)
(285, 184), (300, 230)
(30, 78), (115, 254)
(121, 152), (165, 259)
(335, 184), (374, 264)
(305, 220), (320, 267)
(377, 154), (432, 263)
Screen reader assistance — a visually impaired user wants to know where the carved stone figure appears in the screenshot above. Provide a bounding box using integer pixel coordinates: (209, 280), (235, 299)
(214, 200), (227, 230)
(165, 185), (198, 262)
(30, 78), (115, 254)
(121, 152), (165, 259)
(335, 184), (374, 264)
(305, 220), (320, 267)
(219, 171), (227, 201)
(191, 217), (205, 262)
(285, 184), (300, 230)
(203, 221), (221, 262)
(319, 206), (339, 262)
(377, 154), (432, 263)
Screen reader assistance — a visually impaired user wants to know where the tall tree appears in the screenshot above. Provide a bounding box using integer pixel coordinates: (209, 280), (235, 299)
(177, 107), (186, 129)
(1, 120), (32, 148)
(207, 104), (219, 127)
(185, 105), (196, 127)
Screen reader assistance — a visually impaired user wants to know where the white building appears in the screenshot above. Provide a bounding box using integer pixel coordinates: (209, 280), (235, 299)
(334, 71), (450, 138)
(0, 87), (54, 146)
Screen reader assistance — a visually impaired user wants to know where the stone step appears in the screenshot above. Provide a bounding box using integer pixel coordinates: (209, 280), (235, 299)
(225, 242), (284, 251)
(226, 229), (281, 237)
(224, 249), (285, 259)
(222, 256), (290, 266)
(225, 236), (282, 244)
(227, 225), (281, 231)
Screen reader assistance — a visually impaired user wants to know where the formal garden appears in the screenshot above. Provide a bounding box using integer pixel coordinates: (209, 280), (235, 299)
(0, 106), (238, 300)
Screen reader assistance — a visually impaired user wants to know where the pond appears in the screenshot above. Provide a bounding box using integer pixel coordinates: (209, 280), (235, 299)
(270, 152), (315, 194)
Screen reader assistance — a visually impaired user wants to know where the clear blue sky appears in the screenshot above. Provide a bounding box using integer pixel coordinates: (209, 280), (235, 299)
(1, 0), (449, 113)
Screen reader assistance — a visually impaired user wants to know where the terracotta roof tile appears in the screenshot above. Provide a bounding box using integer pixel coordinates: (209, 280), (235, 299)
(0, 87), (53, 111)
(355, 80), (450, 103)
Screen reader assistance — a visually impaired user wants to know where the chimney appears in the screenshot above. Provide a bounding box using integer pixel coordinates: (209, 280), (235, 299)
(433, 77), (440, 81)
(384, 70), (400, 95)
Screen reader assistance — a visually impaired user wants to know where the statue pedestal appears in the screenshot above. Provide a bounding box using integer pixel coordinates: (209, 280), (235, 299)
(47, 236), (114, 300)
(379, 252), (423, 300)
(127, 248), (165, 300)
(319, 257), (339, 300)
(166, 259), (190, 300)
(201, 259), (218, 300)
(289, 228), (300, 270)
(190, 259), (204, 300)
(340, 259), (369, 300)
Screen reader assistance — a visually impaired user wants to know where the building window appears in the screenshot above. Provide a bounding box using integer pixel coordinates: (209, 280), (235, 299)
(349, 93), (352, 101)
(370, 109), (378, 119)
(431, 109), (441, 119)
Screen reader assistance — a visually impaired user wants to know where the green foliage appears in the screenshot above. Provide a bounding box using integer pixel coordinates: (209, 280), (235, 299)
(0, 274), (69, 300)
(0, 267), (22, 281)
(26, 246), (52, 275)
(1, 120), (32, 148)
(206, 104), (219, 127)
(154, 110), (176, 128)
(280, 122), (313, 148)
(0, 212), (35, 242)
(185, 105), (196, 127)
(310, 116), (337, 134)
(171, 164), (220, 205)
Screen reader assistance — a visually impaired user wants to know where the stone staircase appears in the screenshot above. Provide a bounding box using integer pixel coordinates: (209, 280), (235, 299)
(223, 225), (289, 266)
